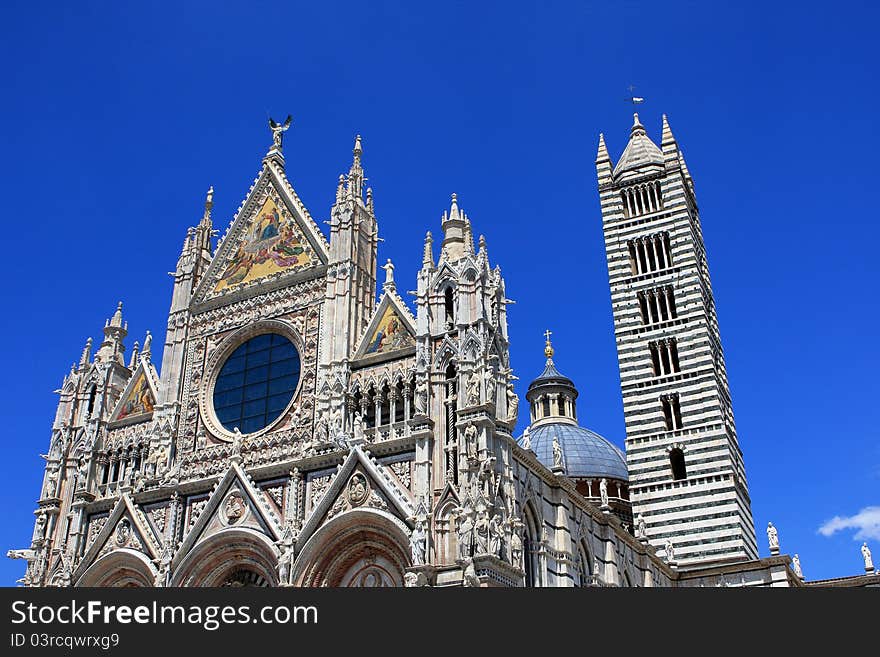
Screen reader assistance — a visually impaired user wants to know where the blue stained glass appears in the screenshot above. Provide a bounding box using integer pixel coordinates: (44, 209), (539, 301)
(212, 333), (300, 433)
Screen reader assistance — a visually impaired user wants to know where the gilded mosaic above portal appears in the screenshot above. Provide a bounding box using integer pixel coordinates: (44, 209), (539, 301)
(215, 197), (313, 292)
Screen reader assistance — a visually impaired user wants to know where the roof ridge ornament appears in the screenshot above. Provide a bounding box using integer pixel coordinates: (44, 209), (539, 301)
(268, 114), (292, 152)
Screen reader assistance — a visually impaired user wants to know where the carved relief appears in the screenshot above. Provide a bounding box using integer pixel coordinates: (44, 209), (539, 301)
(347, 473), (369, 507)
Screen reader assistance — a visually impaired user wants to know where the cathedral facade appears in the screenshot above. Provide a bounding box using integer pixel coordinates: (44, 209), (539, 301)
(9, 115), (814, 587)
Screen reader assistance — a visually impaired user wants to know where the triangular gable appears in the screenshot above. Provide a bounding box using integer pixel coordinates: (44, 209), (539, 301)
(173, 462), (283, 569)
(108, 360), (159, 425)
(194, 160), (329, 303)
(298, 446), (415, 547)
(75, 494), (160, 580)
(353, 291), (416, 359)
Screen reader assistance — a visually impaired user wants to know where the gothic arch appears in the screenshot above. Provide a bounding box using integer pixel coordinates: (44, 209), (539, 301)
(170, 527), (279, 587)
(521, 501), (541, 587)
(291, 509), (410, 587)
(76, 548), (157, 587)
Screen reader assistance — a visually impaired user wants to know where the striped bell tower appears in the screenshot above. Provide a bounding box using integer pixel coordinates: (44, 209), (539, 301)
(595, 113), (758, 565)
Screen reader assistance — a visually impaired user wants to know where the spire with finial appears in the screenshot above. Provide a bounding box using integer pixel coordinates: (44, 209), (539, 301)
(382, 258), (395, 292)
(109, 301), (125, 329)
(335, 174), (345, 204)
(596, 133), (614, 184)
(96, 302), (128, 365)
(661, 114), (676, 147)
(128, 341), (140, 369)
(347, 134), (364, 200)
(463, 213), (474, 255)
(79, 337), (93, 369)
(544, 329), (554, 361)
(439, 193), (468, 262)
(423, 231), (434, 269)
(613, 112), (664, 180)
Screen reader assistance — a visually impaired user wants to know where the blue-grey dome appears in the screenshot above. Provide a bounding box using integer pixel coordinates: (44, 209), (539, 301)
(520, 422), (628, 481)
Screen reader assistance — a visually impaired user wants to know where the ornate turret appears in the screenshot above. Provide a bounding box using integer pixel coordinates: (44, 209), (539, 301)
(94, 302), (127, 365)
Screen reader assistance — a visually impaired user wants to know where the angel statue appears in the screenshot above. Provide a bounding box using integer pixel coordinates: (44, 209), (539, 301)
(268, 115), (293, 149)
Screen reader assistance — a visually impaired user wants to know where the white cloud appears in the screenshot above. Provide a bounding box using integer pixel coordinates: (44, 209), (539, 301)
(818, 506), (880, 541)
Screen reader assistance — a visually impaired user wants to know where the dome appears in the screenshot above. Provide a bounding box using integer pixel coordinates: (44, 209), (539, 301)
(520, 423), (628, 481)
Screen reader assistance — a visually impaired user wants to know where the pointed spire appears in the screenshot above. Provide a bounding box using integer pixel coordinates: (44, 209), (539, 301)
(661, 114), (676, 147)
(79, 338), (93, 369)
(336, 174), (345, 204)
(596, 133), (610, 162)
(463, 214), (474, 255)
(110, 301), (124, 328)
(449, 193), (460, 221)
(382, 258), (395, 292)
(347, 134), (365, 201)
(128, 341), (140, 369)
(613, 113), (664, 180)
(596, 133), (614, 183)
(423, 231), (434, 269)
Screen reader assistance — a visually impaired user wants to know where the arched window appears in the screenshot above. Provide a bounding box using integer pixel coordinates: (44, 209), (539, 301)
(445, 364), (458, 486)
(87, 385), (97, 415)
(394, 379), (405, 423)
(669, 448), (687, 480)
(522, 505), (540, 587)
(576, 541), (593, 587)
(444, 287), (455, 327)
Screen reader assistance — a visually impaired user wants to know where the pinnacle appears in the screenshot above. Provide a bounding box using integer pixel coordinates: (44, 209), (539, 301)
(596, 133), (610, 161)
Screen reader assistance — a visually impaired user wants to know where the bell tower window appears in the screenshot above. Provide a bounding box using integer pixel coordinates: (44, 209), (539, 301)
(669, 448), (687, 480)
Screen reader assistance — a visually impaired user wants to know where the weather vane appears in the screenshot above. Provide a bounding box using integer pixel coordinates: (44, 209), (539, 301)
(625, 85), (645, 105)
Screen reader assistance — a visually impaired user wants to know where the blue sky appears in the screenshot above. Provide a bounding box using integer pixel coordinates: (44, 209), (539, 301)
(1, 1), (877, 584)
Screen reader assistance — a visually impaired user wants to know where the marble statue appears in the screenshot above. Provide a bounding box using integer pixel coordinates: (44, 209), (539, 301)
(456, 507), (474, 560)
(463, 422), (478, 460)
(268, 115), (292, 149)
(521, 426), (531, 451)
(861, 542), (873, 571)
(488, 514), (502, 557)
(637, 514), (647, 540)
(483, 367), (496, 404)
(552, 437), (563, 469)
(510, 527), (523, 566)
(466, 371), (481, 406)
(462, 558), (480, 587)
(35, 513), (47, 541)
(354, 412), (365, 442)
(665, 539), (675, 563)
(44, 468), (58, 499)
(506, 384), (519, 422)
(76, 457), (88, 489)
(767, 521), (779, 551)
(231, 427), (244, 457)
(415, 378), (428, 415)
(599, 478), (609, 507)
(792, 554), (803, 578)
(410, 521), (427, 566)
